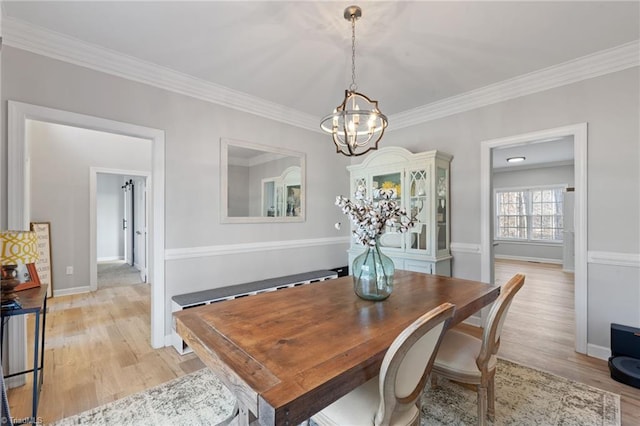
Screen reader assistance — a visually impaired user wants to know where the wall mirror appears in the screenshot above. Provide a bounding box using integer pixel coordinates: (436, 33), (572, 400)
(221, 138), (306, 223)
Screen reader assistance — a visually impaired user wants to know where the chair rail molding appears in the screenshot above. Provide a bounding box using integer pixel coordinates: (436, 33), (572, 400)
(165, 237), (350, 261)
(450, 242), (481, 254)
(587, 251), (640, 268)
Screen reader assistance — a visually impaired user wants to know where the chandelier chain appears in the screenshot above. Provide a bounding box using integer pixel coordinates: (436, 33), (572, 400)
(350, 14), (357, 92)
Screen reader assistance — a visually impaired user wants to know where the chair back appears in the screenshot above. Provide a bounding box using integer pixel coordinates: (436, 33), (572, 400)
(477, 273), (525, 371)
(375, 302), (455, 425)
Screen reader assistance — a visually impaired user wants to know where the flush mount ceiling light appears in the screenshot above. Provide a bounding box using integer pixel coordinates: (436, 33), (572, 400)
(506, 156), (526, 163)
(320, 5), (388, 157)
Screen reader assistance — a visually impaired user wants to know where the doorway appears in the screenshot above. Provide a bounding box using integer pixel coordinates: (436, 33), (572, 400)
(95, 172), (149, 288)
(8, 101), (166, 348)
(480, 123), (587, 353)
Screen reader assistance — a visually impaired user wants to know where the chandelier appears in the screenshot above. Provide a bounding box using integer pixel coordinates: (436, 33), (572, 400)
(321, 5), (388, 157)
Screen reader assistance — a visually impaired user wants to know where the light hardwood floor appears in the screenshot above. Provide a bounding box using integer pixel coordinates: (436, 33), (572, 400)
(6, 260), (640, 425)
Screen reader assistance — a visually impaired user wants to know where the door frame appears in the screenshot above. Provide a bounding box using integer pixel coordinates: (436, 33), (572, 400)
(90, 169), (150, 290)
(480, 123), (587, 354)
(8, 101), (166, 348)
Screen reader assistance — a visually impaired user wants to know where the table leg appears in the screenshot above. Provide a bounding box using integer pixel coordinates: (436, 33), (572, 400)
(226, 401), (259, 426)
(32, 311), (40, 423)
(38, 298), (47, 389)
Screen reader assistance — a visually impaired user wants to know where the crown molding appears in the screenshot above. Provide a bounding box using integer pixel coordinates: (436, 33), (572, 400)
(1, 16), (319, 131)
(2, 17), (638, 132)
(388, 40), (640, 130)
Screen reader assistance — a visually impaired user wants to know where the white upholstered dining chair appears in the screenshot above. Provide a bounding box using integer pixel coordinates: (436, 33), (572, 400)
(311, 302), (455, 426)
(431, 273), (525, 426)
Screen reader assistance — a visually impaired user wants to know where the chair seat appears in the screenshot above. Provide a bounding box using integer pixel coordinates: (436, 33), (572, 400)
(312, 377), (419, 426)
(434, 330), (496, 382)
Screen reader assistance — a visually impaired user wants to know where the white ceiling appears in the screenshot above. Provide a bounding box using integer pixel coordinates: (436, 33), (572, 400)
(492, 137), (574, 170)
(2, 1), (639, 120)
(2, 1), (638, 166)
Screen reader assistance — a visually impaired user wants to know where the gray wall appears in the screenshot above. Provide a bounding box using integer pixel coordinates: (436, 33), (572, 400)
(97, 173), (124, 261)
(1, 45), (638, 352)
(1, 46), (351, 335)
(384, 67), (639, 349)
(28, 119), (152, 289)
(493, 164), (574, 262)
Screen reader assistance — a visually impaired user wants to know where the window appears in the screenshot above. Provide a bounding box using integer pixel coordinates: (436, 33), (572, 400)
(495, 186), (564, 242)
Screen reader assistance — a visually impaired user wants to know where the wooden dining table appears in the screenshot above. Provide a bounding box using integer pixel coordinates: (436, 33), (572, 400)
(174, 270), (500, 426)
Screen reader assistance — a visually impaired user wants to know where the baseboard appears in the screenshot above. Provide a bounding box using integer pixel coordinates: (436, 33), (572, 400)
(53, 286), (91, 297)
(97, 256), (124, 262)
(164, 334), (173, 348)
(494, 254), (562, 265)
(587, 343), (611, 361)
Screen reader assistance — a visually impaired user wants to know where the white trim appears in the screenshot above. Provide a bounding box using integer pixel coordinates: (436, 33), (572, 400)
(2, 17), (318, 132)
(8, 101), (166, 349)
(90, 167), (151, 292)
(3, 17), (638, 132)
(53, 286), (91, 297)
(480, 123), (588, 354)
(165, 237), (350, 261)
(97, 256), (125, 262)
(450, 242), (481, 254)
(587, 343), (611, 361)
(390, 41), (640, 130)
(220, 137), (307, 224)
(588, 251), (640, 268)
(494, 254), (562, 265)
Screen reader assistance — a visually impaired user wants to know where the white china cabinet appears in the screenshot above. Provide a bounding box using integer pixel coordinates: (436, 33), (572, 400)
(347, 147), (452, 276)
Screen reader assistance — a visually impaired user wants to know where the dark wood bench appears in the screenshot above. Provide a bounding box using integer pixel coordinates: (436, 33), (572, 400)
(171, 270), (338, 354)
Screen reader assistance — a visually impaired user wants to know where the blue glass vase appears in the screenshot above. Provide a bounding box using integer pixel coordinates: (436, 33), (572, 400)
(352, 241), (395, 301)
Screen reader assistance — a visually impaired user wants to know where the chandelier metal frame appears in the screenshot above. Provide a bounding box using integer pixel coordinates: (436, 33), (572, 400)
(320, 5), (388, 157)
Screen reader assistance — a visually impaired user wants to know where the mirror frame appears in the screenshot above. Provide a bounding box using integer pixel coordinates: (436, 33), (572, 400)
(220, 137), (306, 223)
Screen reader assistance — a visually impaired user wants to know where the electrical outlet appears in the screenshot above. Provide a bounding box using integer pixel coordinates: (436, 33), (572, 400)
(66, 266), (73, 275)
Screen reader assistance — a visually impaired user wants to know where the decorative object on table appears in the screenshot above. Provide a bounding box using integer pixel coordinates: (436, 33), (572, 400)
(320, 5), (388, 157)
(0, 230), (40, 303)
(51, 358), (620, 426)
(336, 185), (414, 300)
(30, 222), (53, 298)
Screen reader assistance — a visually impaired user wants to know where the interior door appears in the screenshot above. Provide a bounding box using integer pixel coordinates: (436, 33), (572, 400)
(135, 179), (148, 282)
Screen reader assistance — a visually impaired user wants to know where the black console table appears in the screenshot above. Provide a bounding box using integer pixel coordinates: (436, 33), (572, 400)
(1, 285), (48, 425)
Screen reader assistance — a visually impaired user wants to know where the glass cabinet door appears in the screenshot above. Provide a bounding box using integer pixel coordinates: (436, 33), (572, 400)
(408, 170), (428, 251)
(436, 166), (448, 251)
(372, 172), (403, 248)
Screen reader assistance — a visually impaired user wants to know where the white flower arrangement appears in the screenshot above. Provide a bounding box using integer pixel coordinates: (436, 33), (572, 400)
(336, 185), (416, 247)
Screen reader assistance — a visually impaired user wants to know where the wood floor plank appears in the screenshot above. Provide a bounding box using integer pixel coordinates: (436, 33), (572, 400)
(6, 261), (640, 425)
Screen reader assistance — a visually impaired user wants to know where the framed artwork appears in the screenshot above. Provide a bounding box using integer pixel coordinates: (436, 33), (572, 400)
(30, 222), (53, 297)
(14, 263), (41, 292)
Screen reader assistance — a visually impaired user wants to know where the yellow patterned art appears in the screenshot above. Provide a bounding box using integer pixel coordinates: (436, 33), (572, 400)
(0, 230), (39, 265)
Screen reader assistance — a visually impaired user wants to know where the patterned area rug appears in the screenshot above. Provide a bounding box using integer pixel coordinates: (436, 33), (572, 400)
(54, 358), (619, 426)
